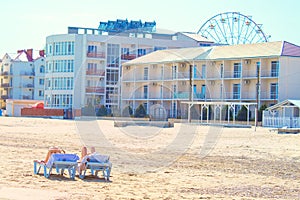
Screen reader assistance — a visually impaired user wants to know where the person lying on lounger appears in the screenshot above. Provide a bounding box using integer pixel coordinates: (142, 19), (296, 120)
(78, 146), (110, 172)
(37, 146), (65, 163)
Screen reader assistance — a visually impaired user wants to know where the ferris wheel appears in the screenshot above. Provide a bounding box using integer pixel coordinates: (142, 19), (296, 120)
(198, 12), (270, 45)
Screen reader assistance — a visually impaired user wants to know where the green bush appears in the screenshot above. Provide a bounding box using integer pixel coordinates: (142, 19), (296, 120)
(134, 104), (146, 118)
(122, 106), (133, 117)
(82, 103), (96, 116)
(237, 106), (250, 121)
(258, 104), (267, 121)
(97, 105), (107, 116)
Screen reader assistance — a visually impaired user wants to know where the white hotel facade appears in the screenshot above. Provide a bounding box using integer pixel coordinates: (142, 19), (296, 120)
(121, 41), (300, 118)
(44, 19), (212, 115)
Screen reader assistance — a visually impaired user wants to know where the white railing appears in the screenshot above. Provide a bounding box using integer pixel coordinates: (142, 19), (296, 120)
(263, 116), (300, 128)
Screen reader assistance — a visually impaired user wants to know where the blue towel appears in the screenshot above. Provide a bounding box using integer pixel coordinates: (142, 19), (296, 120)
(46, 153), (79, 168)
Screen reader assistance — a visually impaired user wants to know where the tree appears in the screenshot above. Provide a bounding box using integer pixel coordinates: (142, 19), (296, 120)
(82, 102), (96, 116)
(134, 104), (146, 118)
(122, 106), (133, 117)
(97, 105), (107, 116)
(237, 106), (250, 121)
(258, 104), (267, 121)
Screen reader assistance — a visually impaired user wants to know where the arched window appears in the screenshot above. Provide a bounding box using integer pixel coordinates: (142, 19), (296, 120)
(40, 65), (45, 73)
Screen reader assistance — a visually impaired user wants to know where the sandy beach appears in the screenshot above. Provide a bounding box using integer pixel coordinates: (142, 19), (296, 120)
(0, 116), (299, 200)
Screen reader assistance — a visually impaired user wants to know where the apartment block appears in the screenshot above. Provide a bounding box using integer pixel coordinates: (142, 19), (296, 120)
(44, 19), (212, 116)
(0, 49), (45, 108)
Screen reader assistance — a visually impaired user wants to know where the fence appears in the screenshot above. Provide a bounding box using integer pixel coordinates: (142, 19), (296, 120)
(263, 116), (300, 128)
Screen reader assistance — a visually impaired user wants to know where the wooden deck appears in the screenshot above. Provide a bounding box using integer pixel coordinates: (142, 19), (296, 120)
(277, 128), (300, 134)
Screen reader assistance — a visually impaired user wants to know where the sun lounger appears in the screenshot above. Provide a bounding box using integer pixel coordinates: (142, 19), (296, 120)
(34, 153), (79, 179)
(78, 153), (112, 180)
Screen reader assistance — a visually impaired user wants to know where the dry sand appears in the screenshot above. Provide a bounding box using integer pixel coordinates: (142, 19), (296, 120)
(0, 116), (299, 199)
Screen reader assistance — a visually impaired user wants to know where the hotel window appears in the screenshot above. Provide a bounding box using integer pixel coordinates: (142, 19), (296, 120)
(271, 61), (279, 77)
(233, 84), (241, 99)
(143, 103), (148, 114)
(106, 69), (119, 85)
(270, 83), (278, 99)
(201, 85), (206, 98)
(88, 45), (97, 53)
(172, 102), (177, 118)
(52, 60), (74, 72)
(137, 49), (146, 57)
(47, 44), (53, 56)
(55, 43), (60, 55)
(39, 79), (44, 85)
(46, 62), (52, 72)
(256, 62), (261, 77)
(233, 63), (241, 78)
(144, 67), (148, 80)
(67, 60), (74, 72)
(38, 90), (44, 97)
(172, 65), (177, 79)
(53, 42), (74, 56)
(173, 85), (177, 98)
(51, 94), (73, 107)
(193, 65), (198, 78)
(50, 77), (73, 90)
(220, 84), (223, 99)
(193, 85), (198, 98)
(121, 48), (129, 55)
(220, 64), (224, 78)
(143, 85), (148, 99)
(47, 79), (51, 89)
(202, 64), (206, 78)
(107, 43), (120, 68)
(68, 42), (74, 55)
(40, 65), (45, 73)
(87, 63), (97, 72)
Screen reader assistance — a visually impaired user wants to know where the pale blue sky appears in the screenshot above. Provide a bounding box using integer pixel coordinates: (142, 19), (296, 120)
(0, 0), (299, 56)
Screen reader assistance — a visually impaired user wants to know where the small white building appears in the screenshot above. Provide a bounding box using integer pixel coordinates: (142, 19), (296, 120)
(263, 99), (300, 128)
(5, 99), (43, 117)
(0, 49), (45, 108)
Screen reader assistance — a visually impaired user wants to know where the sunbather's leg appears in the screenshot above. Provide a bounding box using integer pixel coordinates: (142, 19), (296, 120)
(78, 146), (88, 173)
(81, 146), (88, 159)
(44, 147), (62, 163)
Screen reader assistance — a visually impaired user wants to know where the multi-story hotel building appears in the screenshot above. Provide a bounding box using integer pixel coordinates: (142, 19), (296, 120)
(0, 49), (45, 108)
(44, 19), (213, 115)
(121, 41), (300, 118)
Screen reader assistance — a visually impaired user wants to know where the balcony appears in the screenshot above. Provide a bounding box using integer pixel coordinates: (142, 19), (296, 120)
(87, 52), (106, 59)
(121, 54), (136, 60)
(0, 71), (12, 76)
(1, 95), (10, 100)
(22, 95), (33, 100)
(0, 83), (11, 88)
(107, 63), (119, 68)
(86, 70), (105, 76)
(173, 92), (205, 99)
(86, 87), (105, 94)
(23, 83), (34, 88)
(20, 71), (35, 76)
